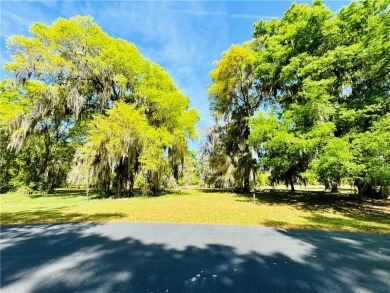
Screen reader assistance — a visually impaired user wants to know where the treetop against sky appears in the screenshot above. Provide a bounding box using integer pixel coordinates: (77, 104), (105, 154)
(0, 0), (349, 149)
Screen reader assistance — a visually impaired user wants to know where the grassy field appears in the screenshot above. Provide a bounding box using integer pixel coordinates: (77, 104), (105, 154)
(1, 187), (389, 233)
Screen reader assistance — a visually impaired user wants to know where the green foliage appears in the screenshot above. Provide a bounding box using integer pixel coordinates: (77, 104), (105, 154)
(180, 150), (201, 186)
(247, 0), (389, 196)
(199, 125), (235, 189)
(352, 114), (390, 198)
(208, 44), (260, 191)
(70, 101), (170, 196)
(0, 80), (80, 192)
(249, 111), (312, 190)
(310, 138), (357, 191)
(1, 16), (198, 196)
(255, 172), (270, 187)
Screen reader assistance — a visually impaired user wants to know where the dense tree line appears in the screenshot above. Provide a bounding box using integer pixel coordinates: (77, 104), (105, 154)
(0, 16), (198, 196)
(1, 1), (388, 199)
(207, 0), (389, 198)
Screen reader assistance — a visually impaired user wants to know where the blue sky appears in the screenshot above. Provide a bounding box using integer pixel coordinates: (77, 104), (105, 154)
(1, 0), (349, 150)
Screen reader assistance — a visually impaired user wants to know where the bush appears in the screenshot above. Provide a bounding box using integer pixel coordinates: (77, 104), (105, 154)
(256, 172), (270, 187)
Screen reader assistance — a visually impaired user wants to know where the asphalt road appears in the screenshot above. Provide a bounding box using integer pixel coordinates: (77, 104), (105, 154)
(1, 223), (389, 293)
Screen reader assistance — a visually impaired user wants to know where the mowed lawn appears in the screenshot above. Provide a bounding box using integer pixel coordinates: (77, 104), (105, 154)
(1, 187), (389, 233)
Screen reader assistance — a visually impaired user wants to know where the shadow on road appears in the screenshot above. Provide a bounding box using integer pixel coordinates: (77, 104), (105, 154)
(1, 223), (389, 292)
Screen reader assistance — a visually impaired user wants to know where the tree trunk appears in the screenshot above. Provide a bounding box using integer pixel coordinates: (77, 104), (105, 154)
(243, 175), (250, 193)
(128, 170), (134, 196)
(358, 184), (386, 199)
(290, 177), (295, 192)
(47, 171), (55, 194)
(173, 164), (179, 181)
(104, 178), (111, 197)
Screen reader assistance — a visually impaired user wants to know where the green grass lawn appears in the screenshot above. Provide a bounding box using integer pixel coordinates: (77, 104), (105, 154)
(1, 187), (389, 233)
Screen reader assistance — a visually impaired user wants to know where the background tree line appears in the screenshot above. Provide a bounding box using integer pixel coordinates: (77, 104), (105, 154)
(204, 0), (389, 198)
(0, 16), (199, 196)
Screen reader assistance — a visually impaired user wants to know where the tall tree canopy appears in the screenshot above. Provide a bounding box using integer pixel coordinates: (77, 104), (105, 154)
(206, 0), (389, 198)
(0, 16), (198, 195)
(208, 44), (261, 192)
(248, 0), (389, 197)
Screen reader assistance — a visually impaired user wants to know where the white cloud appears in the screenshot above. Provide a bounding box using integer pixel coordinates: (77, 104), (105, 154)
(1, 7), (35, 37)
(0, 1), (232, 139)
(91, 1), (230, 135)
(173, 9), (274, 20)
(230, 13), (274, 19)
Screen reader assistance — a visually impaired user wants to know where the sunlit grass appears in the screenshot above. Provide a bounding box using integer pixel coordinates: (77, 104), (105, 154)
(1, 187), (389, 233)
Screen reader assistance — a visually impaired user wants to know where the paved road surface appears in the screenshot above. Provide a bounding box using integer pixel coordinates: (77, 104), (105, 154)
(1, 223), (389, 292)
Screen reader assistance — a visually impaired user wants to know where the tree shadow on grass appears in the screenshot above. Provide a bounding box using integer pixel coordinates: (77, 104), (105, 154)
(29, 188), (97, 199)
(87, 188), (189, 199)
(195, 188), (234, 194)
(30, 187), (213, 199)
(1, 223), (389, 293)
(236, 189), (390, 232)
(302, 213), (390, 232)
(0, 207), (124, 225)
